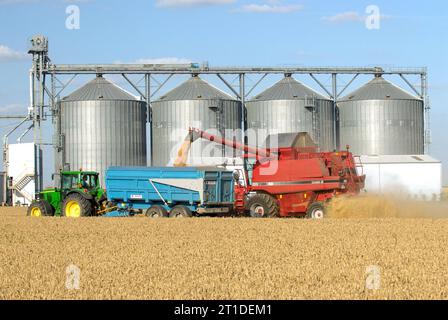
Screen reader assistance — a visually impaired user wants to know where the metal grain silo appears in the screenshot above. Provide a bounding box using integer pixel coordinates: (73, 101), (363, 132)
(246, 74), (335, 150)
(152, 74), (241, 166)
(58, 75), (147, 185)
(338, 75), (424, 155)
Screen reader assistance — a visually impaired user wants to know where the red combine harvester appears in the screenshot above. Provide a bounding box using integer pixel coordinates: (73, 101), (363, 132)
(177, 128), (365, 218)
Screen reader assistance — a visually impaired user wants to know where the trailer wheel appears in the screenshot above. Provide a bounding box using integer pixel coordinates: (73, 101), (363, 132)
(146, 205), (168, 218)
(246, 193), (279, 218)
(169, 205), (193, 218)
(62, 193), (93, 218)
(27, 200), (54, 217)
(306, 202), (325, 219)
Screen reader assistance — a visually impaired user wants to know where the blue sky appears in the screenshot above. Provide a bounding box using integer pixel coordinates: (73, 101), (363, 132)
(0, 0), (447, 186)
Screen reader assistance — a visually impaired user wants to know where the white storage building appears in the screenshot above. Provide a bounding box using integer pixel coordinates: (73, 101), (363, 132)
(359, 155), (442, 201)
(6, 143), (35, 205)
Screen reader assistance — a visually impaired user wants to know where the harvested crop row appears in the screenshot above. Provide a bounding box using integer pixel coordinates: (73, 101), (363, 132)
(1, 208), (448, 300)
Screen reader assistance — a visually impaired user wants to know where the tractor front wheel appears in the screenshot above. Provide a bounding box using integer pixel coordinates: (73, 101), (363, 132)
(246, 193), (279, 218)
(146, 205), (168, 218)
(62, 193), (93, 218)
(27, 200), (54, 217)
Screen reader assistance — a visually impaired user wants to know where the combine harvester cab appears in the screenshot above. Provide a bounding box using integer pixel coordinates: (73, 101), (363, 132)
(104, 167), (235, 217)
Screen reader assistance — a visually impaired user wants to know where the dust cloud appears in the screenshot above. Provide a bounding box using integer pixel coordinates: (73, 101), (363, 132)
(327, 194), (448, 219)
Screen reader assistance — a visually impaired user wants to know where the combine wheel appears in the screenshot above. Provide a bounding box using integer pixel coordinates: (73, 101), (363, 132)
(145, 205), (168, 218)
(169, 205), (193, 218)
(27, 200), (54, 217)
(62, 193), (93, 218)
(246, 193), (279, 218)
(306, 202), (325, 219)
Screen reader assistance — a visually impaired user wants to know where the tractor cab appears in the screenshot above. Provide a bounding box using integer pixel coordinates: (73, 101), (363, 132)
(61, 171), (100, 192)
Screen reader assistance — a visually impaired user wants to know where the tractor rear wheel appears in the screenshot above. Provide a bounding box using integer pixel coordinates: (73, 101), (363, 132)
(306, 202), (325, 219)
(146, 205), (168, 218)
(246, 193), (279, 218)
(169, 205), (193, 218)
(62, 193), (93, 218)
(27, 200), (54, 217)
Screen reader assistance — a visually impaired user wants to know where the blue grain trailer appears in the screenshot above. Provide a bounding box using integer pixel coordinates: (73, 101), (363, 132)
(104, 166), (236, 217)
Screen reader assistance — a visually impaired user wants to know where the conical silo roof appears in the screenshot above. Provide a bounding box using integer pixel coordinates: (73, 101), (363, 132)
(340, 76), (421, 101)
(250, 75), (329, 101)
(63, 75), (138, 101)
(157, 75), (236, 101)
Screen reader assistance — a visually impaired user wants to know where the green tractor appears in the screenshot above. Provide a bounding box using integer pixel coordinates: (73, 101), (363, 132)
(27, 171), (106, 218)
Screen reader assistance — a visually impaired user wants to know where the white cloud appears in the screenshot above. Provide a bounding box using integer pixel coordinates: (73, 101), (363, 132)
(322, 11), (391, 24)
(0, 0), (31, 3)
(156, 0), (235, 8)
(0, 0), (35, 3)
(0, 0), (91, 4)
(115, 57), (193, 64)
(0, 103), (29, 115)
(0, 45), (27, 62)
(321, 11), (364, 23)
(0, 0), (91, 5)
(237, 3), (303, 13)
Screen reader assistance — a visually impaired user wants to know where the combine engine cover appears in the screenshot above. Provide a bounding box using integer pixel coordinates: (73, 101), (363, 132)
(251, 158), (339, 194)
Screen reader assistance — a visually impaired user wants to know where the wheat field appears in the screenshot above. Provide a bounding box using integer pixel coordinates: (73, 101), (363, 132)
(1, 202), (448, 300)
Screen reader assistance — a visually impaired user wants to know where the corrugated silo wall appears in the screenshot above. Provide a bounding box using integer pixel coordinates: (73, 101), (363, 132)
(246, 99), (335, 151)
(317, 99), (336, 151)
(338, 99), (424, 155)
(59, 99), (147, 185)
(152, 99), (242, 166)
(0, 172), (5, 204)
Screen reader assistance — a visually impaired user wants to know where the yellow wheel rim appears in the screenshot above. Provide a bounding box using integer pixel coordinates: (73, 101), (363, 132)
(30, 207), (42, 217)
(66, 200), (81, 218)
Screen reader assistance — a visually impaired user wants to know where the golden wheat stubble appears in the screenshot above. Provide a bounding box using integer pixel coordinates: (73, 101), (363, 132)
(0, 207), (448, 299)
